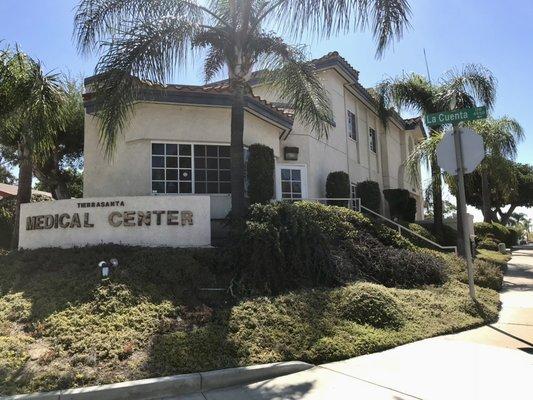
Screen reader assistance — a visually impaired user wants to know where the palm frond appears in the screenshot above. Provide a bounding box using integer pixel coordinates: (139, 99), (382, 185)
(404, 131), (442, 185)
(258, 42), (334, 137)
(74, 0), (203, 54)
(378, 73), (436, 114)
(271, 0), (411, 58)
(91, 16), (199, 156)
(441, 64), (497, 110)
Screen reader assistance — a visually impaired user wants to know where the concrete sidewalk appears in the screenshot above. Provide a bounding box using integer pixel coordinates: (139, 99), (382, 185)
(186, 249), (533, 400)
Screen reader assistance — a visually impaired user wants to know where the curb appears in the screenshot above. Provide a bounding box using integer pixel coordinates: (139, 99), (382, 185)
(1, 361), (313, 400)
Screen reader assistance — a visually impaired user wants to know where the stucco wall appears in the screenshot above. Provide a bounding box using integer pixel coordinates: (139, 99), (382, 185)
(84, 102), (283, 218)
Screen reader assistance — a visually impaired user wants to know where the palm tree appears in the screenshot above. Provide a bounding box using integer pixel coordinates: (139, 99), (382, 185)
(377, 66), (496, 240)
(0, 48), (66, 248)
(74, 0), (412, 221)
(466, 117), (524, 222)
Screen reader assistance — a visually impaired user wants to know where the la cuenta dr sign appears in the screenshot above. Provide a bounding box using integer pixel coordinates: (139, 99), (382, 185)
(425, 106), (487, 127)
(19, 196), (211, 249)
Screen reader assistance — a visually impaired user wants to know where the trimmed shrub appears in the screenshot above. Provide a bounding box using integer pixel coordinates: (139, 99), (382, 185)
(247, 144), (275, 205)
(326, 171), (350, 207)
(406, 198), (417, 222)
(478, 239), (499, 251)
(336, 283), (405, 329)
(356, 180), (381, 213)
(383, 189), (408, 220)
(233, 202), (447, 294)
(472, 260), (504, 291)
(474, 222), (518, 247)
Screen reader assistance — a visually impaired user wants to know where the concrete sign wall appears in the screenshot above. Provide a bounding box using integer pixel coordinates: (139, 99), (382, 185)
(19, 195), (211, 249)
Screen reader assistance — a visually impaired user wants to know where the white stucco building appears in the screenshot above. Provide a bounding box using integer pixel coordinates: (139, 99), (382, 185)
(83, 52), (426, 222)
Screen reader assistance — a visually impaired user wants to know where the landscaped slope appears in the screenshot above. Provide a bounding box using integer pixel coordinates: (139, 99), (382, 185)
(0, 203), (503, 395)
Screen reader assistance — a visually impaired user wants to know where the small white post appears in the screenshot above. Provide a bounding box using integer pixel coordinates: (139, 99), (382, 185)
(452, 124), (476, 300)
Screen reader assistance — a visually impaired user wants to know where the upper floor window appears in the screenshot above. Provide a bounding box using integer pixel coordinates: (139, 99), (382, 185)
(369, 128), (377, 153)
(151, 143), (231, 195)
(347, 110), (358, 141)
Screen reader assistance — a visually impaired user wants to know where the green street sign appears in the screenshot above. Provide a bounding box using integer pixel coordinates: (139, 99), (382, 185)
(425, 106), (487, 126)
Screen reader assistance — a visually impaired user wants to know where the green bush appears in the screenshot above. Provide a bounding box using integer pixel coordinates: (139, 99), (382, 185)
(406, 198), (417, 222)
(472, 260), (504, 291)
(474, 222), (517, 247)
(336, 283), (405, 329)
(478, 239), (499, 251)
(404, 223), (438, 249)
(233, 202), (447, 294)
(356, 180), (381, 213)
(326, 171), (350, 207)
(0, 198), (15, 249)
(247, 144), (275, 205)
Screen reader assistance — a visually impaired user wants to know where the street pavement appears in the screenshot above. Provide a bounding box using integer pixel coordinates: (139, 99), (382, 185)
(174, 249), (533, 400)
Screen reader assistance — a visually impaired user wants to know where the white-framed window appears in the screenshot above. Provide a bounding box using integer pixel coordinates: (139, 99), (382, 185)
(347, 110), (358, 141)
(276, 165), (308, 200)
(151, 143), (231, 195)
(369, 127), (377, 153)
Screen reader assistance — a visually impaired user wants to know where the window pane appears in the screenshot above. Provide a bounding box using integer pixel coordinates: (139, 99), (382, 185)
(219, 170), (231, 181)
(292, 182), (302, 193)
(282, 182), (291, 192)
(166, 144), (178, 155)
(166, 169), (178, 180)
(195, 170), (206, 181)
(207, 170), (218, 181)
(152, 182), (165, 194)
(180, 169), (192, 181)
(152, 169), (165, 180)
(152, 143), (165, 155)
(179, 144), (191, 156)
(291, 169), (301, 181)
(282, 193), (292, 199)
(293, 193), (302, 199)
(152, 156), (164, 168)
(219, 146), (230, 157)
(207, 158), (218, 169)
(194, 145), (205, 156)
(195, 182), (206, 193)
(206, 145), (218, 157)
(195, 157), (206, 168)
(207, 182), (219, 193)
(281, 169), (291, 180)
(166, 182), (178, 193)
(179, 182), (192, 193)
(219, 158), (230, 169)
(166, 157), (178, 168)
(220, 183), (231, 193)
(179, 157), (191, 168)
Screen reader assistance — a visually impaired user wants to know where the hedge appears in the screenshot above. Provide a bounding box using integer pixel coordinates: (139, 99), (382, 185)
(247, 144), (275, 205)
(356, 180), (381, 213)
(383, 189), (417, 222)
(474, 222), (520, 247)
(326, 171), (350, 207)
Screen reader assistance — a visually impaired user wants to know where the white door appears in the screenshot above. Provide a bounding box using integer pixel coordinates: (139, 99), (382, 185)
(276, 165), (308, 200)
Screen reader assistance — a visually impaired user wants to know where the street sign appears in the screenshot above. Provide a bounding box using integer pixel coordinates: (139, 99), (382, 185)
(436, 128), (485, 175)
(425, 106), (487, 127)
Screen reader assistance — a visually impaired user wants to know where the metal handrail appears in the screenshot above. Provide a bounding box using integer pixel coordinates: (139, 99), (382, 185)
(301, 197), (458, 254)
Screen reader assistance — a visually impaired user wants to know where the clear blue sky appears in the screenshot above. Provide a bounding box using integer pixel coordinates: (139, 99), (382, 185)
(1, 0), (532, 219)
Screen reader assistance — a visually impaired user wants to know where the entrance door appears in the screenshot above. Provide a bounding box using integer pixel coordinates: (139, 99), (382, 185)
(276, 165), (308, 200)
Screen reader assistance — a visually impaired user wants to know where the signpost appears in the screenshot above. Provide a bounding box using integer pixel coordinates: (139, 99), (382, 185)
(430, 108), (488, 300)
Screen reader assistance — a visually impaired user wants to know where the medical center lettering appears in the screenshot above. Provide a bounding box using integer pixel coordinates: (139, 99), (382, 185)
(25, 210), (194, 231)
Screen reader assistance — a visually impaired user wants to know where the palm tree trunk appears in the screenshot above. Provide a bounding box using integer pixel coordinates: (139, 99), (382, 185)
(481, 169), (492, 223)
(230, 82), (247, 224)
(431, 154), (444, 239)
(11, 144), (33, 249)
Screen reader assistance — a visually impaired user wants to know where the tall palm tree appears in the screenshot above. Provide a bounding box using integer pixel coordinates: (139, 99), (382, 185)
(467, 117), (524, 222)
(377, 66), (496, 240)
(74, 0), (412, 221)
(0, 48), (66, 248)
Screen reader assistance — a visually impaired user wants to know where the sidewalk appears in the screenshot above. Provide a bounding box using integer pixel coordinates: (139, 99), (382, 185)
(189, 250), (533, 400)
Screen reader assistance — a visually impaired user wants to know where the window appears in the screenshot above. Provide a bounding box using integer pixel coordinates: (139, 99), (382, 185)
(351, 183), (357, 199)
(369, 128), (377, 153)
(151, 143), (231, 195)
(280, 168), (303, 200)
(347, 110), (358, 140)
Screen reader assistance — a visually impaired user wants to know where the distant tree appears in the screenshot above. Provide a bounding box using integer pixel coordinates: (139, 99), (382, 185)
(466, 117), (524, 222)
(0, 159), (15, 184)
(33, 80), (84, 199)
(0, 47), (66, 248)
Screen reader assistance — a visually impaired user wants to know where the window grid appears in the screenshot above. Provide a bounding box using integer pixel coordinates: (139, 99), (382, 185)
(151, 143), (231, 195)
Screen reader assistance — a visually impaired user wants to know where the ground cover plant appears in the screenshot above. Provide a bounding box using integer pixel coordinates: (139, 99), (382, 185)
(0, 202), (503, 395)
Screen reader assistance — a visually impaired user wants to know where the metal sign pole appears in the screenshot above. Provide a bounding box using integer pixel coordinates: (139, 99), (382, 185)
(452, 124), (476, 300)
